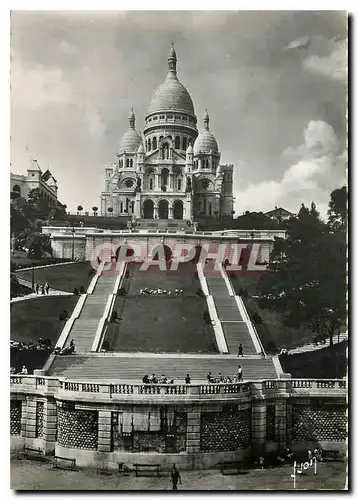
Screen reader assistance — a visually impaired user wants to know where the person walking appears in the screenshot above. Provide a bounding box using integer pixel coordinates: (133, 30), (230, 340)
(35, 283), (40, 295)
(238, 365), (243, 382)
(238, 344), (243, 357)
(41, 284), (45, 295)
(45, 282), (50, 294)
(170, 464), (181, 490)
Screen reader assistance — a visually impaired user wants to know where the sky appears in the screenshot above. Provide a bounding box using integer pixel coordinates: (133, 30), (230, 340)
(10, 10), (347, 216)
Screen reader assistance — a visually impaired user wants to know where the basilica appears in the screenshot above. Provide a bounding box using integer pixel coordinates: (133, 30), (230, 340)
(100, 46), (234, 220)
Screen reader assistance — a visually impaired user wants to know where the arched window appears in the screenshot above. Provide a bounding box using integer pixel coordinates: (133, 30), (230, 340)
(148, 138), (151, 151)
(175, 136), (180, 149)
(120, 202), (123, 213)
(209, 203), (212, 215)
(13, 185), (21, 196)
(130, 159), (133, 168)
(159, 136), (164, 141)
(178, 178), (182, 191)
(206, 159), (209, 169)
(149, 178), (154, 190)
(161, 168), (169, 186)
(182, 137), (187, 150)
(152, 137), (157, 150)
(168, 135), (172, 140)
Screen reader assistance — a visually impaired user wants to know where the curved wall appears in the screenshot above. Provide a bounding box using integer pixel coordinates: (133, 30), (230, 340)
(10, 376), (347, 470)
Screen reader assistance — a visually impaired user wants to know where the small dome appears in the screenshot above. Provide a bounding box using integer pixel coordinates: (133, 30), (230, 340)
(118, 129), (142, 153)
(137, 143), (144, 153)
(186, 144), (193, 154)
(193, 130), (219, 155)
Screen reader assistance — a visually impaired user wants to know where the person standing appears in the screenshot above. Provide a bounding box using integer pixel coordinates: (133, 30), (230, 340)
(170, 464), (181, 490)
(238, 344), (243, 357)
(238, 365), (243, 382)
(45, 282), (50, 294)
(185, 374), (191, 384)
(41, 284), (45, 295)
(35, 283), (40, 295)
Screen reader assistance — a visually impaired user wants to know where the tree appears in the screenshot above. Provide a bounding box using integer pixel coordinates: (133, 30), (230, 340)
(77, 205), (83, 215)
(92, 206), (98, 215)
(256, 200), (346, 347)
(107, 207), (113, 216)
(328, 186), (347, 232)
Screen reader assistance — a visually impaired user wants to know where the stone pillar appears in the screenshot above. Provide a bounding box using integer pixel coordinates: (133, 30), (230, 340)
(21, 399), (27, 437)
(186, 406), (201, 454)
(25, 397), (37, 439)
(98, 410), (112, 452)
(275, 400), (288, 447)
(154, 205), (158, 219)
(251, 401), (266, 453)
(135, 193), (141, 218)
(286, 401), (293, 445)
(168, 206), (173, 219)
(43, 399), (57, 453)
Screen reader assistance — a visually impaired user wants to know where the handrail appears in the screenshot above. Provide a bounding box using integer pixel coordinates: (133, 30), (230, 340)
(55, 293), (88, 349)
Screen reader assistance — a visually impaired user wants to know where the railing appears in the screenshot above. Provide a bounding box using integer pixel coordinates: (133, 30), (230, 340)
(42, 226), (285, 240)
(11, 376), (347, 399)
(287, 379), (347, 391)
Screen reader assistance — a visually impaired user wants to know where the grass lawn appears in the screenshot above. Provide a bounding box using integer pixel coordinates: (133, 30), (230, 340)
(104, 296), (218, 353)
(230, 274), (318, 352)
(280, 341), (347, 379)
(11, 295), (78, 344)
(11, 457), (347, 490)
(15, 262), (93, 292)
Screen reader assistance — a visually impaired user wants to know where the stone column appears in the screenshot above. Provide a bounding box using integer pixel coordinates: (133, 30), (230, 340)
(134, 193), (141, 218)
(21, 399), (27, 438)
(153, 205), (158, 219)
(168, 205), (173, 219)
(286, 401), (293, 445)
(275, 400), (288, 447)
(98, 410), (112, 452)
(25, 397), (38, 439)
(43, 399), (57, 454)
(251, 401), (266, 454)
(186, 406), (201, 454)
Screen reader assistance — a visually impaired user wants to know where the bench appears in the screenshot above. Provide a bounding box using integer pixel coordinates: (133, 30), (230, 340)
(322, 450), (341, 462)
(52, 456), (76, 470)
(134, 463), (161, 477)
(23, 447), (44, 460)
(218, 461), (246, 475)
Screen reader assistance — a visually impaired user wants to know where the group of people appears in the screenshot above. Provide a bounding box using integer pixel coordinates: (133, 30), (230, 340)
(10, 337), (53, 353)
(10, 365), (28, 375)
(141, 373), (193, 384)
(34, 282), (50, 295)
(142, 374), (175, 384)
(53, 339), (76, 356)
(139, 288), (184, 296)
(207, 366), (244, 383)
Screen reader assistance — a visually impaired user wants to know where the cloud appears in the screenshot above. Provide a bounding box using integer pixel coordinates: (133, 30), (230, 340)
(303, 40), (347, 81)
(286, 36), (311, 50)
(235, 120), (346, 216)
(11, 56), (74, 110)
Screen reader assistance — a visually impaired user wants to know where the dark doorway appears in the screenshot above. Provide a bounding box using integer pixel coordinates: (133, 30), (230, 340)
(173, 200), (184, 220)
(143, 199), (154, 219)
(158, 199), (169, 219)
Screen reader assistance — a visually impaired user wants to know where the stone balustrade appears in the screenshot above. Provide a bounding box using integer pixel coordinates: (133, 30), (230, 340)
(11, 375), (346, 401)
(42, 226), (285, 241)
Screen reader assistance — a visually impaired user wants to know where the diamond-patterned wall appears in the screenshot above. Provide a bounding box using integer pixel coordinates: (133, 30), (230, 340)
(10, 400), (21, 435)
(36, 402), (44, 438)
(200, 407), (251, 452)
(57, 408), (98, 450)
(292, 404), (347, 442)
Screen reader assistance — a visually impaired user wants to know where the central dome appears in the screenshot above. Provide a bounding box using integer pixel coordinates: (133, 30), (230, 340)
(148, 46), (195, 115)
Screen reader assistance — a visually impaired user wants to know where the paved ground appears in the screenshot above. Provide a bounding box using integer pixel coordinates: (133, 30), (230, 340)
(11, 457), (347, 491)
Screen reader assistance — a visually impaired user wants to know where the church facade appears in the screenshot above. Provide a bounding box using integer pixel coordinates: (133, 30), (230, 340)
(100, 46), (234, 220)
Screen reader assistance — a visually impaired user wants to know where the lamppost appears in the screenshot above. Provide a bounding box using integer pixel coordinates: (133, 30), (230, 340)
(71, 227), (75, 261)
(31, 265), (35, 292)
